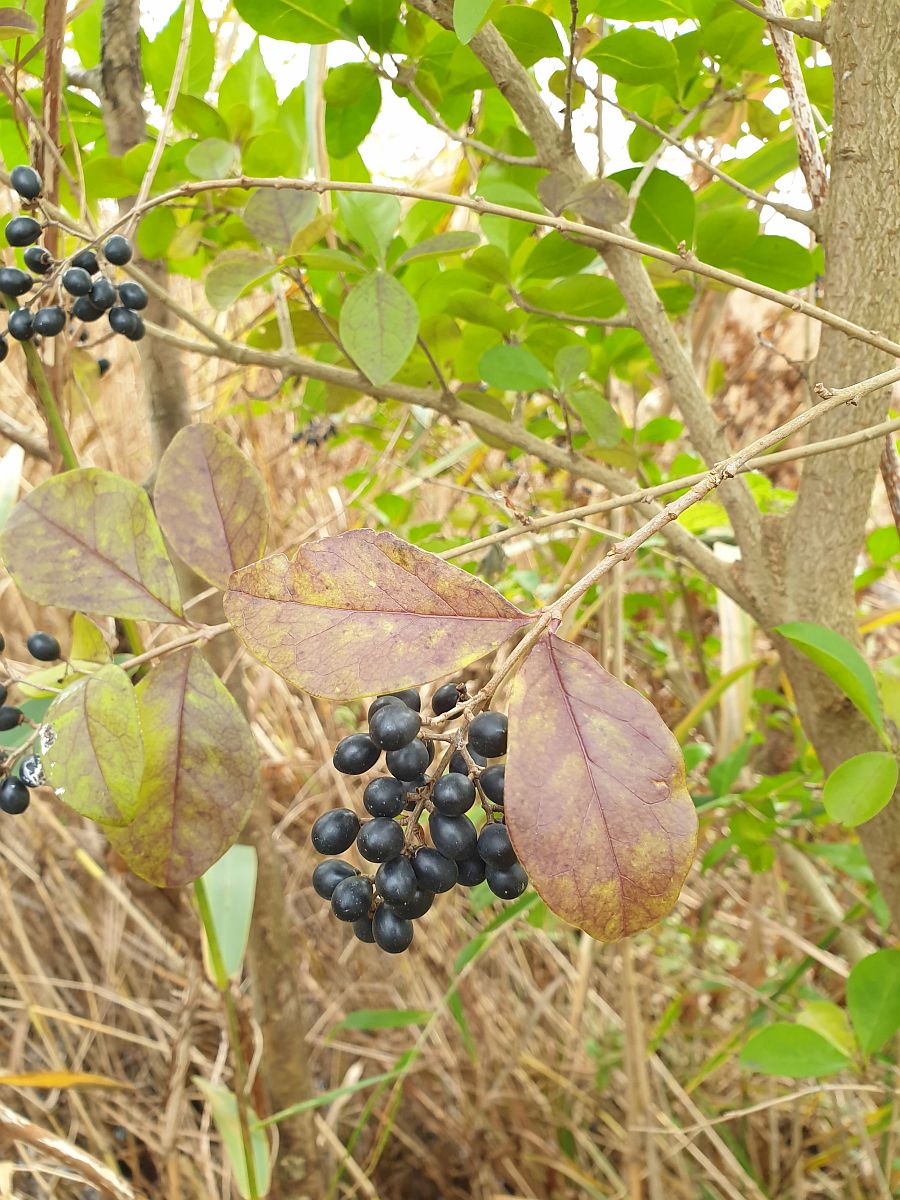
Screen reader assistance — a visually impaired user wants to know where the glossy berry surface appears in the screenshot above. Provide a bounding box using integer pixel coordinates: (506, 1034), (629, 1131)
(71, 248), (99, 274)
(312, 859), (358, 900)
(431, 772), (475, 816)
(374, 856), (418, 905)
(5, 216), (41, 246)
(356, 816), (405, 863)
(386, 739), (430, 781)
(118, 281), (148, 310)
(353, 916), (376, 943)
(0, 267), (32, 296)
(10, 165), (42, 199)
(63, 267), (93, 296)
(72, 296), (104, 322)
(412, 847), (458, 893)
(379, 688), (421, 712)
(90, 278), (117, 311)
(0, 777), (30, 814)
(449, 747), (487, 775)
(0, 706), (23, 731)
(33, 307), (66, 337)
(373, 906), (414, 953)
(431, 681), (462, 715)
(103, 235), (133, 265)
(368, 702), (421, 751)
(27, 631), (61, 661)
(429, 812), (477, 861)
(331, 875), (373, 922)
(0, 336), (8, 363)
(479, 764), (505, 805)
(486, 863), (528, 900)
(367, 695), (403, 720)
(333, 733), (380, 775)
(468, 712), (508, 758)
(363, 776), (405, 817)
(477, 822), (517, 868)
(389, 887), (434, 920)
(310, 808), (360, 855)
(456, 855), (487, 887)
(24, 246), (52, 274)
(7, 310), (33, 341)
(123, 313), (145, 342)
(0, 683), (6, 705)
(108, 306), (139, 336)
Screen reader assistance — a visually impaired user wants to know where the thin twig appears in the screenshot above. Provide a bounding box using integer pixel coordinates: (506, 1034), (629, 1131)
(730, 0), (825, 43)
(562, 0), (579, 149)
(880, 435), (900, 539)
(0, 411), (51, 461)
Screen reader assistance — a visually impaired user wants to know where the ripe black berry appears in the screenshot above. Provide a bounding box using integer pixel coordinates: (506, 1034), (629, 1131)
(0, 706), (23, 731)
(71, 248), (99, 275)
(0, 683), (6, 705)
(310, 808), (360, 855)
(373, 906), (414, 953)
(368, 702), (421, 751)
(353, 916), (376, 943)
(389, 887), (434, 920)
(24, 246), (52, 274)
(0, 267), (32, 296)
(331, 875), (373, 922)
(98, 357), (111, 376)
(0, 336), (7, 363)
(72, 296), (104, 322)
(108, 306), (139, 336)
(10, 165), (42, 199)
(103, 235), (133, 265)
(356, 816), (405, 863)
(431, 772), (475, 816)
(90, 278), (117, 311)
(63, 267), (93, 297)
(412, 847), (458, 893)
(449, 747), (487, 775)
(7, 310), (33, 341)
(33, 306), (66, 337)
(5, 216), (41, 246)
(429, 812), (477, 861)
(124, 314), (146, 342)
(376, 688), (420, 712)
(27, 631), (61, 661)
(456, 856), (486, 887)
(367, 695), (403, 720)
(386, 739), (430, 781)
(118, 281), (148, 310)
(312, 859), (358, 899)
(363, 775), (405, 817)
(486, 863), (528, 900)
(479, 764), (505, 805)
(431, 681), (462, 715)
(0, 777), (30, 814)
(333, 733), (380, 775)
(468, 712), (508, 758)
(18, 755), (45, 788)
(0, 633), (5, 651)
(374, 856), (418, 905)
(477, 822), (517, 868)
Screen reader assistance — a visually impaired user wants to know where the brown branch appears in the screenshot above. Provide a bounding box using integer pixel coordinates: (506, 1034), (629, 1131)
(730, 0), (826, 44)
(562, 0), (579, 149)
(880, 435), (900, 539)
(0, 411), (51, 461)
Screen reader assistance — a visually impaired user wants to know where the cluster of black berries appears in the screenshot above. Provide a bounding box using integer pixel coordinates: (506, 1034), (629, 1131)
(0, 628), (57, 815)
(310, 683), (525, 954)
(0, 164), (147, 364)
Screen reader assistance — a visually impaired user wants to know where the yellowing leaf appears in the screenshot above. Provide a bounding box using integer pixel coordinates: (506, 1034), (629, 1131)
(224, 529), (533, 699)
(0, 1071), (131, 1090)
(506, 634), (697, 941)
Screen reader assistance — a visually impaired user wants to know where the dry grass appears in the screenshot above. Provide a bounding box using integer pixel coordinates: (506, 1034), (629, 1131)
(0, 299), (896, 1200)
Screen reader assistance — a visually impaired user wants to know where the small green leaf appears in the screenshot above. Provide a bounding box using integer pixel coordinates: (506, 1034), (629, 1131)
(185, 137), (238, 179)
(204, 251), (274, 310)
(243, 190), (317, 251)
(776, 621), (885, 736)
(333, 1009), (432, 1031)
(338, 191), (400, 262)
(339, 271), (419, 386)
(729, 235), (817, 292)
(740, 1024), (851, 1078)
(587, 28), (679, 93)
(233, 0), (345, 43)
(494, 7), (563, 66)
(345, 0), (400, 51)
(796, 1001), (857, 1060)
(323, 63), (381, 159)
(847, 950), (900, 1055)
(200, 845), (258, 983)
(569, 386), (623, 447)
(396, 231), (480, 265)
(695, 206), (760, 266)
(194, 1078), (271, 1200)
(142, 1), (214, 105)
(453, 0), (492, 44)
(480, 344), (551, 392)
(823, 751), (897, 828)
(554, 345), (590, 392)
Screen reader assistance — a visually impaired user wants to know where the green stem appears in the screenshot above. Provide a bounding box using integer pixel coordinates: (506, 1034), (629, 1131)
(194, 878), (260, 1200)
(2, 298), (79, 469)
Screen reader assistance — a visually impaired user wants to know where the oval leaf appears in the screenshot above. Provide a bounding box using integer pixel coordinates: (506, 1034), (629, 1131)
(480, 344), (551, 392)
(506, 634), (697, 941)
(453, 0), (491, 43)
(40, 665), (143, 827)
(205, 250), (274, 310)
(224, 529), (533, 699)
(339, 271), (419, 386)
(155, 425), (269, 589)
(740, 1024), (851, 1078)
(776, 621), (885, 736)
(396, 231), (481, 266)
(847, 949), (900, 1055)
(106, 649), (259, 887)
(243, 189), (317, 250)
(0, 468), (183, 623)
(822, 751), (897, 827)
(0, 9), (38, 38)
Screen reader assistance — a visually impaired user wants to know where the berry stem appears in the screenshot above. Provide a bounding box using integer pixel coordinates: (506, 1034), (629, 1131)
(3, 297), (79, 469)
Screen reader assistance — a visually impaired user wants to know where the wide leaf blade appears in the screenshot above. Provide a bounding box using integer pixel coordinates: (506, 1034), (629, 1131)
(776, 621), (884, 735)
(224, 529), (532, 699)
(0, 468), (183, 623)
(155, 425), (269, 589)
(847, 949), (900, 1055)
(740, 1024), (851, 1078)
(506, 634), (697, 941)
(822, 751), (897, 827)
(339, 271), (419, 386)
(106, 649), (259, 887)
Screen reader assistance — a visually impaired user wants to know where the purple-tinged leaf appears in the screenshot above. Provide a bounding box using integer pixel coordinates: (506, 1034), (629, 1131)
(506, 634), (697, 941)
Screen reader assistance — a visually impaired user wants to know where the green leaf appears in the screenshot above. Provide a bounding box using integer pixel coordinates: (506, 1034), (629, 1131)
(569, 386), (623, 447)
(823, 752), (897, 828)
(453, 0), (492, 44)
(480, 344), (551, 392)
(338, 191), (400, 262)
(847, 949), (900, 1055)
(40, 665), (143, 827)
(695, 206), (760, 265)
(629, 170), (695, 251)
(333, 1009), (432, 1031)
(587, 28), (679, 93)
(143, 2), (214, 105)
(494, 7), (563, 66)
(339, 271), (419, 386)
(243, 189), (317, 251)
(218, 40), (278, 136)
(173, 94), (229, 139)
(0, 469), (183, 623)
(345, 0), (400, 51)
(200, 845), (258, 982)
(185, 137), (237, 179)
(701, 133), (798, 208)
(584, 0), (687, 14)
(740, 1024), (850, 1078)
(554, 344), (590, 391)
(729, 235), (817, 292)
(396, 231), (480, 265)
(527, 275), (624, 318)
(523, 232), (596, 280)
(776, 621), (885, 736)
(204, 250), (275, 310)
(233, 0), (345, 43)
(796, 1001), (857, 1060)
(194, 1078), (271, 1200)
(323, 63), (381, 159)
(0, 442), (23, 532)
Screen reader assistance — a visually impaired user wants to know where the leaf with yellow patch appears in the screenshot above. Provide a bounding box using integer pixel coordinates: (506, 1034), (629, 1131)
(224, 529), (533, 699)
(155, 425), (269, 589)
(0, 468), (183, 623)
(40, 664), (144, 826)
(506, 634), (697, 941)
(106, 649), (259, 887)
(0, 1072), (131, 1090)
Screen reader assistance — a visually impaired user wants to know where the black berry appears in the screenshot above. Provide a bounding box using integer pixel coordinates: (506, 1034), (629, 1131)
(123, 313), (145, 342)
(33, 306), (66, 337)
(310, 808), (360, 855)
(429, 811), (477, 861)
(477, 822), (517, 868)
(7, 309), (33, 341)
(5, 216), (41, 247)
(367, 695), (404, 720)
(389, 887), (434, 920)
(0, 706), (23, 731)
(363, 775), (405, 817)
(373, 906), (414, 953)
(10, 165), (42, 199)
(386, 739), (430, 781)
(0, 267), (32, 296)
(24, 246), (52, 274)
(312, 859), (358, 900)
(375, 688), (420, 712)
(118, 281), (148, 310)
(356, 816), (405, 863)
(431, 772), (475, 816)
(368, 702), (421, 751)
(90, 278), (117, 311)
(27, 631), (60, 661)
(98, 357), (111, 376)
(71, 248), (100, 275)
(0, 633), (4, 651)
(374, 856), (418, 905)
(333, 733), (380, 775)
(72, 296), (105, 322)
(18, 755), (45, 788)
(431, 681), (463, 715)
(353, 916), (376, 943)
(486, 863), (528, 900)
(108, 306), (139, 336)
(449, 747), (487, 775)
(331, 875), (373, 922)
(103, 235), (133, 265)
(456, 855), (486, 886)
(0, 777), (30, 814)
(479, 764), (505, 805)
(63, 267), (93, 297)
(468, 712), (508, 758)
(0, 336), (7, 363)
(412, 846), (458, 893)
(0, 682), (6, 705)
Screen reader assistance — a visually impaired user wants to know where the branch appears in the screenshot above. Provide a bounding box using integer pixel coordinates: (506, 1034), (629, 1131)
(880, 434), (900, 539)
(0, 411), (51, 461)
(730, 0), (826, 44)
(562, 0), (579, 149)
